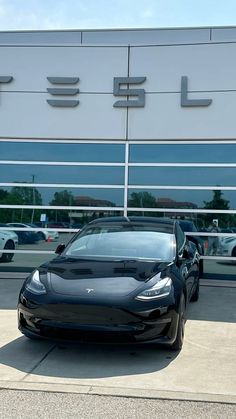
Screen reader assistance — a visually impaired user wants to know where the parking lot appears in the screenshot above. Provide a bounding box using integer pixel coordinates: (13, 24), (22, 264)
(0, 278), (236, 404)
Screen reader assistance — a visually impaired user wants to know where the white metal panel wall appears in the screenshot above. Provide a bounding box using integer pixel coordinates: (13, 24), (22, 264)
(129, 44), (236, 91)
(0, 41), (235, 139)
(0, 93), (127, 139)
(0, 46), (128, 92)
(82, 28), (211, 45)
(128, 92), (236, 140)
(0, 46), (128, 139)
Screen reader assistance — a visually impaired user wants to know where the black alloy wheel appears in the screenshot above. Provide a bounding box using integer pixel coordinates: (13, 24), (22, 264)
(190, 276), (200, 302)
(171, 294), (186, 351)
(0, 240), (15, 262)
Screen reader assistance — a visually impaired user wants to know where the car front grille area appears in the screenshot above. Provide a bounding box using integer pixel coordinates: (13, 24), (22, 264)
(39, 326), (137, 343)
(19, 311), (167, 343)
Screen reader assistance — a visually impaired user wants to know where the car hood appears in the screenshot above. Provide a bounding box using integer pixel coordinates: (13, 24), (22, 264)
(40, 257), (172, 297)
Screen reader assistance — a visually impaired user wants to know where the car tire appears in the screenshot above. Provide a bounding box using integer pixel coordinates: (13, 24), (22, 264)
(171, 294), (186, 351)
(0, 240), (15, 262)
(190, 277), (200, 302)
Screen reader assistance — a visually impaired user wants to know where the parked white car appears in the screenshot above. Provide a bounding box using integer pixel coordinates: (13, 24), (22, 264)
(0, 230), (18, 262)
(219, 236), (236, 257)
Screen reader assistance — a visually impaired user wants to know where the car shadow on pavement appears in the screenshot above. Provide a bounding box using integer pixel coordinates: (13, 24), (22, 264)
(0, 335), (179, 379)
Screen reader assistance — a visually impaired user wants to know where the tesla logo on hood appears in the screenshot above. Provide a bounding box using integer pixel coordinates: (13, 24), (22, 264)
(85, 288), (94, 294)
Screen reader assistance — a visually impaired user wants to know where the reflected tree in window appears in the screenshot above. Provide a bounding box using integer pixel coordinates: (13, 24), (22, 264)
(49, 190), (75, 222)
(128, 191), (157, 209)
(0, 186), (42, 223)
(9, 186), (42, 206)
(203, 190), (232, 227)
(50, 190), (75, 206)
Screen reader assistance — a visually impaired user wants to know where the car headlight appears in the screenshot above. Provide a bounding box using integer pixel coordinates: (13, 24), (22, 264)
(135, 274), (172, 301)
(26, 270), (47, 295)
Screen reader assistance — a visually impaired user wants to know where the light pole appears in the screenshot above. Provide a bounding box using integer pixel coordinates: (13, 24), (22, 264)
(31, 174), (35, 223)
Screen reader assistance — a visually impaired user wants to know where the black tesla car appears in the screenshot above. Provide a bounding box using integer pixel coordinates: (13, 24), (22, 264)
(18, 217), (200, 351)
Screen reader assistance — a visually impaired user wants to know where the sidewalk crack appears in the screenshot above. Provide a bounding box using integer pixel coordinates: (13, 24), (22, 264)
(21, 344), (56, 381)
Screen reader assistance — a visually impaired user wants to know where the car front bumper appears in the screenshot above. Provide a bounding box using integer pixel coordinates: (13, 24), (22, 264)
(18, 297), (179, 345)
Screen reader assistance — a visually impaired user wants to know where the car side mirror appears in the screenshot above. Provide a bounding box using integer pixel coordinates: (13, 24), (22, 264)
(179, 248), (192, 261)
(55, 244), (65, 255)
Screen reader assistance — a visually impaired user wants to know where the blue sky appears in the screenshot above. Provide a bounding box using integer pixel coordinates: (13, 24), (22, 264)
(1, 0), (236, 31)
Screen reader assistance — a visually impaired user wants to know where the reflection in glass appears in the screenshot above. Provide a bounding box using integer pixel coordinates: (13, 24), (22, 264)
(0, 209), (124, 232)
(0, 142), (125, 163)
(66, 229), (175, 261)
(127, 210), (236, 232)
(0, 187), (124, 207)
(130, 143), (236, 163)
(128, 189), (236, 210)
(0, 165), (124, 185)
(203, 259), (236, 281)
(129, 167), (236, 187)
(0, 232), (75, 272)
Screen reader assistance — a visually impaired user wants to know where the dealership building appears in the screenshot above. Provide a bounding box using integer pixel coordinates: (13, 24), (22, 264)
(0, 26), (236, 280)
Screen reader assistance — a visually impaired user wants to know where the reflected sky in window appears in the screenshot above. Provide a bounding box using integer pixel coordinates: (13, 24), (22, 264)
(0, 142), (125, 163)
(0, 165), (124, 185)
(130, 144), (236, 163)
(129, 167), (236, 187)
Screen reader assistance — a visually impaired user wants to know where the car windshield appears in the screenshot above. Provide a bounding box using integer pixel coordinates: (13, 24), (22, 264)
(65, 225), (176, 261)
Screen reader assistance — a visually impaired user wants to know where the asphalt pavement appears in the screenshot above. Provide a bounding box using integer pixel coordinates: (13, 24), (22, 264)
(0, 390), (235, 419)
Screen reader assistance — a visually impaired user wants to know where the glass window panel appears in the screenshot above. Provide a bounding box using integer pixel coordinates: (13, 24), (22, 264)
(0, 210), (124, 271)
(0, 208), (124, 231)
(128, 189), (236, 210)
(0, 142), (125, 163)
(127, 211), (236, 232)
(130, 143), (236, 163)
(0, 165), (124, 185)
(129, 167), (236, 187)
(203, 259), (236, 281)
(0, 187), (124, 207)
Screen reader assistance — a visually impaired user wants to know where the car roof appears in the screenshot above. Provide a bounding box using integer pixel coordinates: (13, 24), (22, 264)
(87, 216), (176, 234)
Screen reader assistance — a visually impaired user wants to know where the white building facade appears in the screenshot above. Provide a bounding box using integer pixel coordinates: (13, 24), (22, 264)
(0, 27), (236, 279)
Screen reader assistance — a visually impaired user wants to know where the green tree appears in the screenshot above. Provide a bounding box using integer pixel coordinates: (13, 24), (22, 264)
(50, 190), (75, 206)
(49, 190), (75, 222)
(9, 186), (42, 205)
(128, 191), (157, 208)
(203, 190), (232, 228)
(128, 191), (159, 216)
(0, 186), (42, 223)
(0, 189), (11, 222)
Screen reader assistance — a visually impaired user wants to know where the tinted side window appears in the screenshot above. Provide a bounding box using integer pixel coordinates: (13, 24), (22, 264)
(176, 223), (186, 253)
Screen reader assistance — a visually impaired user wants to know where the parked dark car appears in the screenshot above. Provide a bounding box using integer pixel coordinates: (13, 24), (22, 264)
(178, 220), (204, 254)
(18, 217), (200, 351)
(7, 223), (40, 244)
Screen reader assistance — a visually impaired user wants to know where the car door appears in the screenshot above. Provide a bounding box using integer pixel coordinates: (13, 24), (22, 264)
(176, 223), (195, 302)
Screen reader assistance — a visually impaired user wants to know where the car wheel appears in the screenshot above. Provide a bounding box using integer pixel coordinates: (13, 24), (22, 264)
(190, 276), (200, 302)
(171, 294), (186, 351)
(0, 240), (15, 262)
(232, 247), (236, 257)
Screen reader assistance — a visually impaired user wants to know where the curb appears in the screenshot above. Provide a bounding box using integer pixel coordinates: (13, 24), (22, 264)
(0, 381), (235, 405)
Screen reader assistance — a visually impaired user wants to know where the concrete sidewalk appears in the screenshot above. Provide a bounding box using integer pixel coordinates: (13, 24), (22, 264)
(0, 278), (236, 404)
